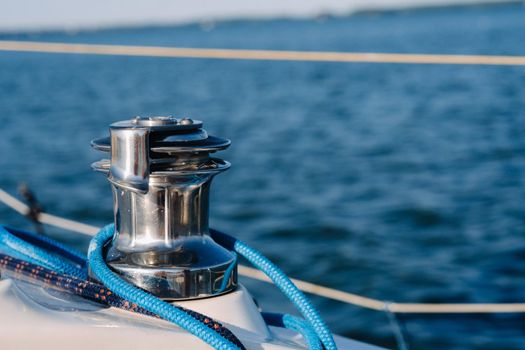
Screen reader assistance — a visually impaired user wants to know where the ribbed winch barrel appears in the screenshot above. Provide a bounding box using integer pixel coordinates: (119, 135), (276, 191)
(90, 116), (237, 300)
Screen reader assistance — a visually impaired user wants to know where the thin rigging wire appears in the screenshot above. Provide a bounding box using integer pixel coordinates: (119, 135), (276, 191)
(1, 40), (525, 66)
(1, 187), (525, 314)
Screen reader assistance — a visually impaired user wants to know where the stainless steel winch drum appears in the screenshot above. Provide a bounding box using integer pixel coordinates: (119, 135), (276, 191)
(90, 116), (237, 300)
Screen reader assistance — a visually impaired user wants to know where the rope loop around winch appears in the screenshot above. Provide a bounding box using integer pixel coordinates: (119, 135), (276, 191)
(0, 223), (333, 350)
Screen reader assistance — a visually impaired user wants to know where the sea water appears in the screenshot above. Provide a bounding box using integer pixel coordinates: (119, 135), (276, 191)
(1, 3), (525, 349)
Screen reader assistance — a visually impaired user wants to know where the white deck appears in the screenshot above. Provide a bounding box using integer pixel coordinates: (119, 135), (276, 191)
(0, 279), (383, 350)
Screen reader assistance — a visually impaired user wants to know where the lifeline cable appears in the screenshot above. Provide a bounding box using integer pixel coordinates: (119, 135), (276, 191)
(1, 40), (525, 66)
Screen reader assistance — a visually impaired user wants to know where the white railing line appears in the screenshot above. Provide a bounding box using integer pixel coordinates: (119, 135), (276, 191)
(2, 187), (525, 313)
(1, 40), (525, 66)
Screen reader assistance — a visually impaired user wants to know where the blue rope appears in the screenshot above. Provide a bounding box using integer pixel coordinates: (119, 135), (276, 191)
(4, 226), (86, 267)
(211, 229), (337, 350)
(88, 224), (241, 350)
(262, 312), (323, 350)
(0, 226), (86, 279)
(219, 252), (238, 293)
(282, 314), (324, 350)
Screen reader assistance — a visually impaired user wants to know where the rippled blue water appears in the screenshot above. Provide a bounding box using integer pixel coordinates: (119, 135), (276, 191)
(1, 3), (525, 349)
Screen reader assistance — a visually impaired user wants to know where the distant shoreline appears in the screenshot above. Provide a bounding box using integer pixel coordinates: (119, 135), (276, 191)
(0, 0), (522, 36)
(351, 0), (522, 16)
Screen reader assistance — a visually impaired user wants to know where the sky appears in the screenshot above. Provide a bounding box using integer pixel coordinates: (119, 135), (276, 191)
(0, 0), (512, 32)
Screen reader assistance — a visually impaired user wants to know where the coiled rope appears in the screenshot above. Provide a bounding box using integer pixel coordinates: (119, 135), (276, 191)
(0, 248), (321, 349)
(87, 224), (244, 350)
(1, 187), (525, 314)
(0, 222), (332, 349)
(1, 40), (525, 66)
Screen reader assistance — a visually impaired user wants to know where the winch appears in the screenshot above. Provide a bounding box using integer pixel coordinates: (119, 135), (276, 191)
(90, 116), (237, 300)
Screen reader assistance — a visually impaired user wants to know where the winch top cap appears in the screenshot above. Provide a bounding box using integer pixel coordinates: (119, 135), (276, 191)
(111, 116), (204, 131)
(92, 116), (231, 154)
